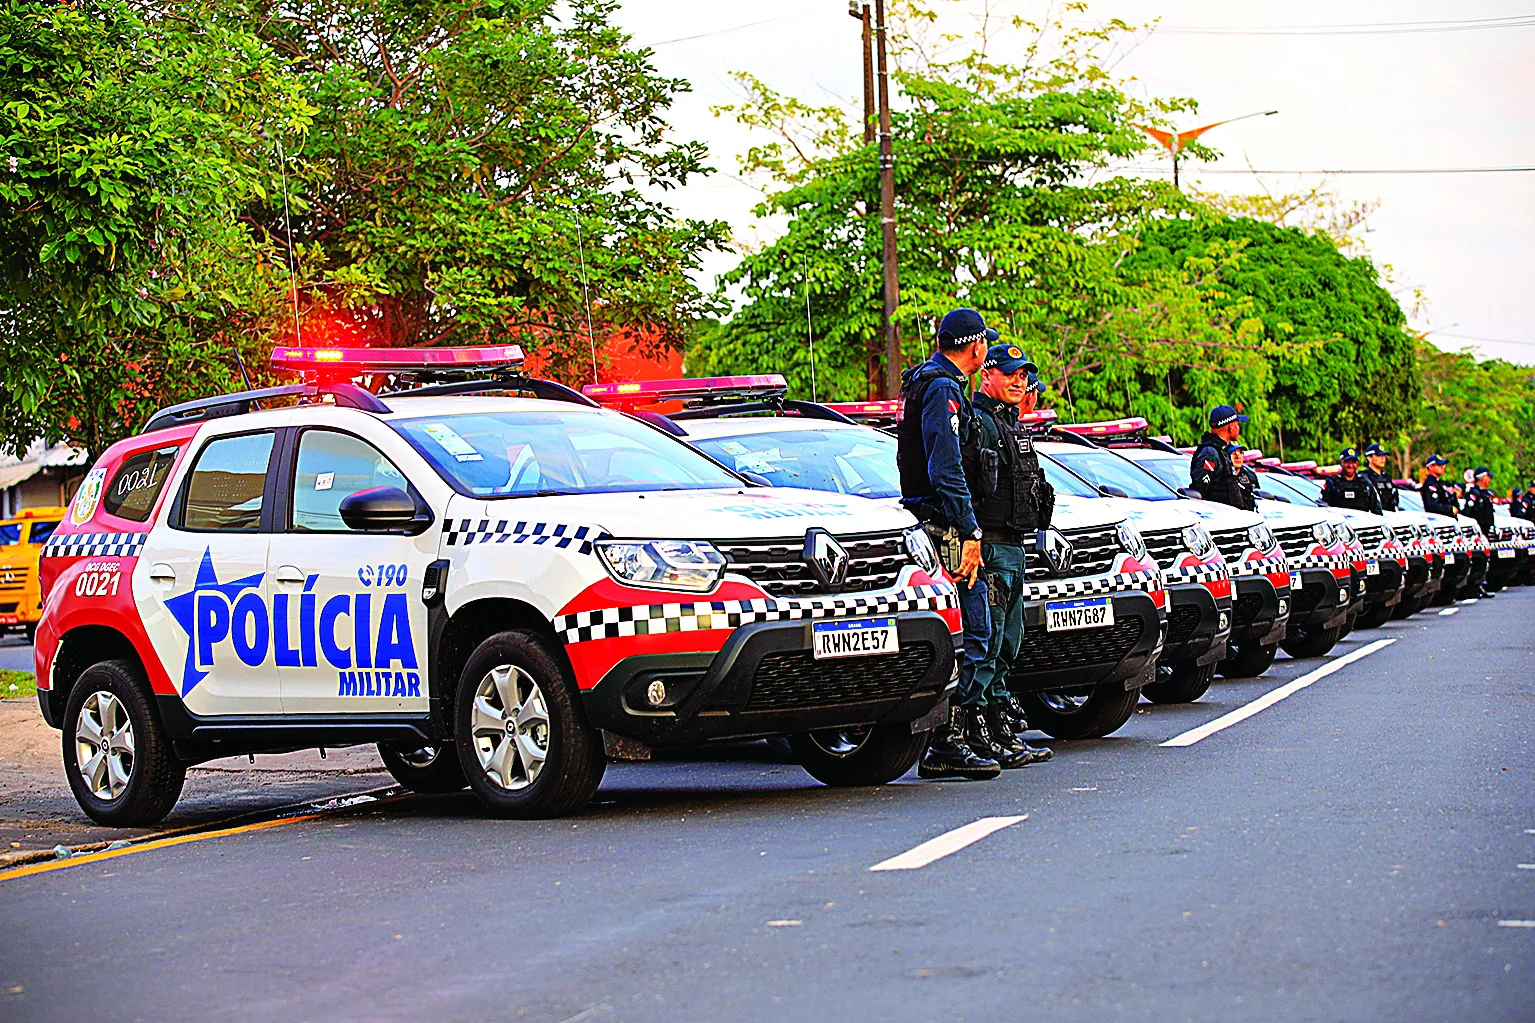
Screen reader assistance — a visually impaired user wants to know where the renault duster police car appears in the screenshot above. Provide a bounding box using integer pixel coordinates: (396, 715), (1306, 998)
(35, 348), (963, 826)
(583, 382), (1173, 740)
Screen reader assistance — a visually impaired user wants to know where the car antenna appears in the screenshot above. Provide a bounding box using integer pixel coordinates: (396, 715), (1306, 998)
(803, 259), (818, 402)
(232, 344), (255, 390)
(276, 136), (301, 345)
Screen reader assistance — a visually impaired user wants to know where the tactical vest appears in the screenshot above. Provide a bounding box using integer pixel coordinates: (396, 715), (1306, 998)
(1363, 468), (1398, 511)
(1191, 435), (1245, 508)
(973, 399), (1047, 539)
(896, 361), (980, 516)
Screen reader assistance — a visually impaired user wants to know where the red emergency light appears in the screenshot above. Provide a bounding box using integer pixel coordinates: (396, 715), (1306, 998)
(1257, 457), (1283, 467)
(1018, 408), (1059, 427)
(583, 375), (787, 408)
(1055, 416), (1148, 445)
(1281, 460), (1319, 474)
(823, 399), (902, 425)
(271, 345), (525, 380)
(1243, 448), (1263, 459)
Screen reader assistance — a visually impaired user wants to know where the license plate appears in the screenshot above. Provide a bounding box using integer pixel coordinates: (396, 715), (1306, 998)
(1045, 597), (1114, 632)
(1289, 572), (1301, 589)
(1497, 548), (1515, 559)
(1366, 561), (1380, 576)
(1444, 553), (1455, 564)
(0, 614), (17, 626)
(812, 617), (898, 659)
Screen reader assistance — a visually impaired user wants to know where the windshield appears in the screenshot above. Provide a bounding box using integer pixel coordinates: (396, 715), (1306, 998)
(0, 523), (18, 546)
(1396, 489), (1425, 512)
(1258, 472), (1325, 506)
(1129, 455), (1195, 493)
(1035, 456), (1103, 498)
(393, 410), (743, 498)
(691, 428), (901, 499)
(1046, 449), (1180, 501)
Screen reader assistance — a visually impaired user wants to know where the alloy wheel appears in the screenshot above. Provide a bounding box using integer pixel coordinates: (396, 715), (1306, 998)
(75, 690), (135, 801)
(470, 665), (550, 791)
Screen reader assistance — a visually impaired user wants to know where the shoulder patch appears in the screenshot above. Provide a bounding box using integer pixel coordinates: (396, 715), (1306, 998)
(1204, 460), (1216, 471)
(947, 398), (960, 414)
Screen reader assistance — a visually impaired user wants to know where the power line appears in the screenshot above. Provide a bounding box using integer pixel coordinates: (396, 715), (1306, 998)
(1158, 14), (1535, 36)
(1431, 331), (1535, 350)
(1134, 165), (1535, 176)
(645, 13), (805, 47)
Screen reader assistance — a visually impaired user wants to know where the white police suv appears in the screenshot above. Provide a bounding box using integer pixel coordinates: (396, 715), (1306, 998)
(35, 348), (962, 826)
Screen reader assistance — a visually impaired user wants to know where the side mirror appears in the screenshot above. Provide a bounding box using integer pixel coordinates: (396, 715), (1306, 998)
(1099, 484), (1130, 499)
(739, 471), (773, 487)
(1255, 490), (1290, 503)
(339, 487), (433, 535)
(1177, 488), (1203, 500)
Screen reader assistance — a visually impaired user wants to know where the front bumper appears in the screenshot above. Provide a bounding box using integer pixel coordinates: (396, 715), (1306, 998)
(1362, 558), (1405, 611)
(1287, 568), (1351, 632)
(1160, 583), (1232, 668)
(580, 612), (957, 746)
(1440, 548), (1470, 594)
(1007, 590), (1164, 694)
(1229, 575), (1289, 648)
(1488, 545), (1525, 586)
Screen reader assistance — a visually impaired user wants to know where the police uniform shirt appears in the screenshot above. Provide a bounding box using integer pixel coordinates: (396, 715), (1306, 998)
(1321, 473), (1382, 514)
(896, 352), (982, 538)
(1190, 433), (1245, 508)
(1362, 467), (1399, 512)
(1421, 475), (1458, 517)
(971, 392), (1054, 541)
(1463, 485), (1496, 533)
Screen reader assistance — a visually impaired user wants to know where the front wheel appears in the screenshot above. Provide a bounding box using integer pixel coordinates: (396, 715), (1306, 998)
(1281, 623), (1342, 659)
(453, 631), (606, 819)
(379, 742), (467, 794)
(62, 660), (185, 827)
(1018, 682), (1140, 739)
(1218, 642), (1278, 679)
(1142, 662), (1215, 705)
(790, 723), (928, 787)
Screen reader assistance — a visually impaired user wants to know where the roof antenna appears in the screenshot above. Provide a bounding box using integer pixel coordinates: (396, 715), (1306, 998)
(233, 345), (255, 390)
(803, 260), (818, 402)
(575, 217), (599, 385)
(276, 138), (301, 345)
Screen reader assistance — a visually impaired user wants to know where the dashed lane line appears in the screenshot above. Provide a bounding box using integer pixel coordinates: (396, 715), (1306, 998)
(1497, 920), (1535, 928)
(1438, 607), (1460, 616)
(1162, 638), (1396, 748)
(870, 815), (1027, 871)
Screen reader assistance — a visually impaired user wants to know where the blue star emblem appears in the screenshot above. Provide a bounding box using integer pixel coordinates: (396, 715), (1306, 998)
(163, 548), (264, 697)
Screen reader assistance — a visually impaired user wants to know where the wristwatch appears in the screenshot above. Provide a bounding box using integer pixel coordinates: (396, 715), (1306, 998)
(970, 528), (983, 541)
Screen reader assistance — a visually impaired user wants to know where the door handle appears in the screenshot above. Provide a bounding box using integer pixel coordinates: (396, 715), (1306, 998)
(149, 563), (176, 583)
(274, 566), (306, 584)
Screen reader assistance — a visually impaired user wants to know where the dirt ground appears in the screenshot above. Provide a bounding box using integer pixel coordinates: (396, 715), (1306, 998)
(0, 696), (396, 866)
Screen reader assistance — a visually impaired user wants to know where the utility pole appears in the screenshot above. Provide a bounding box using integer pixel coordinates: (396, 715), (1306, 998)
(874, 0), (901, 399)
(849, 2), (879, 397)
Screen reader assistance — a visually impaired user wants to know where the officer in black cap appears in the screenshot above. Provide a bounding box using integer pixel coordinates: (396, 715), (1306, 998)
(897, 307), (1001, 780)
(1463, 466), (1496, 535)
(969, 342), (1055, 768)
(1018, 371), (1046, 415)
(1190, 406), (1248, 507)
(1421, 454), (1458, 516)
(1322, 448), (1382, 513)
(1513, 479), (1535, 523)
(1362, 442), (1399, 511)
(1228, 444), (1258, 511)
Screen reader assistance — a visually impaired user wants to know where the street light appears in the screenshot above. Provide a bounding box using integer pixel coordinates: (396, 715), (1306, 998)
(1138, 110), (1278, 189)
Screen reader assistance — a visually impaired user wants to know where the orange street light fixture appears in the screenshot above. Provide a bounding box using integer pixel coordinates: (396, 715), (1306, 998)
(1138, 110), (1278, 189)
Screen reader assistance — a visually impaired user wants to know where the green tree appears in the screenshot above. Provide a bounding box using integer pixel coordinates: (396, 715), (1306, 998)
(1408, 342), (1535, 488)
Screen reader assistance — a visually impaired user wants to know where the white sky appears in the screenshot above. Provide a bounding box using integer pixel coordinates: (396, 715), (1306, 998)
(615, 1), (1535, 365)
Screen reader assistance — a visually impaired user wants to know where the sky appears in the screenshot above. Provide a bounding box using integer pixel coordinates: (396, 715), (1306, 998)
(613, 1), (1535, 366)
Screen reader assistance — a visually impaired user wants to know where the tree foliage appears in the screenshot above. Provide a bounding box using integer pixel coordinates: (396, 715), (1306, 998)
(1408, 342), (1535, 489)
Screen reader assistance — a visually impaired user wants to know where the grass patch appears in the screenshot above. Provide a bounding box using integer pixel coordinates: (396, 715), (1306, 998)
(1, 668), (36, 700)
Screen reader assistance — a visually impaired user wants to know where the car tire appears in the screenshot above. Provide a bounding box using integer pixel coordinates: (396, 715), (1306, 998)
(1281, 623), (1343, 659)
(1354, 602), (1395, 630)
(61, 659), (185, 827)
(1339, 609), (1357, 639)
(1019, 682), (1140, 739)
(1218, 642), (1278, 679)
(1142, 662), (1215, 704)
(378, 741), (467, 794)
(453, 630), (605, 819)
(790, 723), (928, 787)
(1390, 593), (1427, 619)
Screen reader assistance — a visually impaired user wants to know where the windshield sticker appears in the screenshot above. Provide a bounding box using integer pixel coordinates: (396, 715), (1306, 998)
(717, 440), (750, 456)
(420, 422), (484, 463)
(314, 471), (334, 491)
(70, 466), (108, 525)
(719, 501), (855, 520)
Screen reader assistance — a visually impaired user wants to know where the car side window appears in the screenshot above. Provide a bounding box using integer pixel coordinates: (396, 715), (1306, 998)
(180, 432), (275, 532)
(102, 446), (180, 523)
(28, 520), (60, 545)
(290, 430), (410, 532)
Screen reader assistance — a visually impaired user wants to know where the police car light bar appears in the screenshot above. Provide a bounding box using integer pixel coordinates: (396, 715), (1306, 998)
(1055, 416), (1148, 439)
(1315, 464), (1342, 476)
(1018, 409), (1059, 426)
(271, 345), (526, 377)
(582, 376), (788, 407)
(1257, 457), (1283, 467)
(1281, 460), (1319, 472)
(822, 400), (902, 424)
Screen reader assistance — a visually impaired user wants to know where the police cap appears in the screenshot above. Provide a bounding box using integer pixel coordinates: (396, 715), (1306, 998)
(1026, 371), (1046, 395)
(1339, 447), (1360, 463)
(937, 308), (993, 349)
(1475, 466), (1492, 479)
(1425, 453), (1448, 467)
(1209, 405), (1248, 428)
(982, 343), (1038, 375)
(1363, 442), (1387, 457)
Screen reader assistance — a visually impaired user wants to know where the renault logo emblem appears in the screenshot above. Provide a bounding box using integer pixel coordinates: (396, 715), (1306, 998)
(803, 528), (850, 591)
(1039, 527), (1075, 577)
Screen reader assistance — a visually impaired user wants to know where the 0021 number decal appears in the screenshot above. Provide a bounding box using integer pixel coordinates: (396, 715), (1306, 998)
(74, 564), (122, 598)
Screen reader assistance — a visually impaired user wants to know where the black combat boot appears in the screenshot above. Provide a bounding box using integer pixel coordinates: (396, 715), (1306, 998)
(997, 695), (1054, 762)
(918, 706), (1001, 780)
(962, 705), (1031, 770)
(984, 704), (1052, 766)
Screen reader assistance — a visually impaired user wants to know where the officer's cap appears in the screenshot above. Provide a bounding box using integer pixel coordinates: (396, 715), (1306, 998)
(1338, 447), (1360, 463)
(1026, 371), (1046, 395)
(1363, 442), (1387, 457)
(982, 343), (1038, 375)
(1475, 466), (1492, 479)
(937, 308), (995, 349)
(1209, 405), (1248, 428)
(1425, 453), (1448, 467)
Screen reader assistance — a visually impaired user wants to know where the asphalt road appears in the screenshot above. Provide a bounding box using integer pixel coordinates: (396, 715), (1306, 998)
(4, 591), (1533, 1023)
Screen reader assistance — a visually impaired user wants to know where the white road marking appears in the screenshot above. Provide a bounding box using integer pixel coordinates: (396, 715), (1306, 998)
(1438, 607), (1460, 617)
(1497, 920), (1535, 928)
(1459, 598), (1480, 605)
(1162, 639), (1396, 748)
(869, 815), (1027, 871)
(1517, 864), (1535, 870)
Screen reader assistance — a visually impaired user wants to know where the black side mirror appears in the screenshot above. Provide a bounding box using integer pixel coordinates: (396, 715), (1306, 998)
(739, 471), (773, 487)
(1177, 487), (1203, 500)
(339, 487), (434, 535)
(1255, 490), (1290, 503)
(1099, 484), (1130, 498)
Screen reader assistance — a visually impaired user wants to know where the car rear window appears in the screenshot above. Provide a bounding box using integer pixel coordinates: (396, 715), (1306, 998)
(0, 524), (19, 546)
(103, 446), (180, 523)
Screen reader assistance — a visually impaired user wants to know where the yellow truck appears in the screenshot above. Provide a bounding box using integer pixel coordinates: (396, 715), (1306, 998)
(0, 506), (65, 642)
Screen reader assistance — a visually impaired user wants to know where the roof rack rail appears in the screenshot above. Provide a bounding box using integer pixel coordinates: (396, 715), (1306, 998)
(383, 376), (598, 408)
(140, 382), (390, 435)
(667, 399), (855, 424)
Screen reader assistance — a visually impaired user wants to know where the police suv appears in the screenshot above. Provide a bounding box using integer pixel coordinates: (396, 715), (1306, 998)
(35, 349), (964, 826)
(584, 382), (1173, 741)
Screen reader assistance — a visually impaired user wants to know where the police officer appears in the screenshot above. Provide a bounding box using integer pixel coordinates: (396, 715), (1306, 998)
(1421, 454), (1458, 516)
(1229, 445), (1258, 511)
(1463, 467), (1498, 597)
(970, 343), (1055, 768)
(1362, 443), (1399, 511)
(897, 308), (1001, 781)
(1514, 479), (1535, 523)
(1322, 448), (1382, 513)
(1018, 371), (1046, 414)
(1190, 405), (1248, 507)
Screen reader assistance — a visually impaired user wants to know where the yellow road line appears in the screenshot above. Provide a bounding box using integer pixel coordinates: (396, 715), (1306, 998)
(0, 813), (324, 884)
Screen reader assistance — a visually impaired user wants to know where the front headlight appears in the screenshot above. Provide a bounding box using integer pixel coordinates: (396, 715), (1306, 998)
(1248, 522), (1278, 552)
(903, 526), (941, 577)
(596, 540), (726, 592)
(1311, 521), (1335, 546)
(1117, 521), (1148, 563)
(1181, 523), (1214, 559)
(1337, 523), (1355, 546)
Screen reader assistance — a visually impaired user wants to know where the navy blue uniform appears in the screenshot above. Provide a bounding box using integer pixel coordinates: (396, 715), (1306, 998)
(1362, 467), (1399, 511)
(1462, 485), (1495, 534)
(1322, 474), (1382, 514)
(1190, 433), (1245, 508)
(1421, 475), (1457, 517)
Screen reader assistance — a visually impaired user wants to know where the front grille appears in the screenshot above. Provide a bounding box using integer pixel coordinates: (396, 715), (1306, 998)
(1164, 603), (1203, 649)
(1211, 528), (1251, 564)
(717, 530), (913, 597)
(1292, 578), (1330, 616)
(1012, 617), (1145, 674)
(1025, 524), (1121, 582)
(1142, 528), (1185, 570)
(1232, 591), (1264, 629)
(0, 564), (29, 595)
(1355, 525), (1385, 552)
(1273, 525), (1316, 561)
(1435, 525), (1457, 543)
(744, 644), (934, 711)
(1460, 525), (1477, 539)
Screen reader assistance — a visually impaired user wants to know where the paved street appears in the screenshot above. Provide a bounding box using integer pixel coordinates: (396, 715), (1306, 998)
(3, 591), (1532, 1023)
